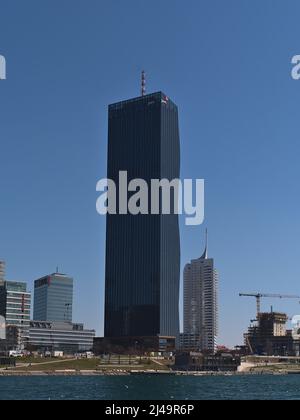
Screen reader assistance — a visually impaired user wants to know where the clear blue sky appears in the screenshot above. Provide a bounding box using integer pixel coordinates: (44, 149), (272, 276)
(1, 0), (300, 346)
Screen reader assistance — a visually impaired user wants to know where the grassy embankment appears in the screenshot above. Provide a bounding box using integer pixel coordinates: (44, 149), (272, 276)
(9, 356), (170, 372)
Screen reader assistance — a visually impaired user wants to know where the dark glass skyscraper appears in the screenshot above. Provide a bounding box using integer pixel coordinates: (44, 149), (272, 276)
(105, 91), (180, 340)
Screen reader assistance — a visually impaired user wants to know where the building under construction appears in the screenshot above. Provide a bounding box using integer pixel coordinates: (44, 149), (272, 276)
(244, 312), (294, 356)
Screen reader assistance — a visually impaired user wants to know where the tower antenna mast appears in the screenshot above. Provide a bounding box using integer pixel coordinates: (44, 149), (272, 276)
(141, 70), (146, 97)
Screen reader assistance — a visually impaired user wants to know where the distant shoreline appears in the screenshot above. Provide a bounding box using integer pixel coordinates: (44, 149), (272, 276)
(0, 370), (292, 377)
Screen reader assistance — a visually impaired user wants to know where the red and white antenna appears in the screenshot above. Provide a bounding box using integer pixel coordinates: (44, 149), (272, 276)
(141, 70), (146, 96)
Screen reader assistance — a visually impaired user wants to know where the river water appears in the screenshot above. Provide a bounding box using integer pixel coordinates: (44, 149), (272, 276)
(0, 374), (299, 400)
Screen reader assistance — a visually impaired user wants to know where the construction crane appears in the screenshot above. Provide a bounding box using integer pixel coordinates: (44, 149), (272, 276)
(239, 293), (300, 317)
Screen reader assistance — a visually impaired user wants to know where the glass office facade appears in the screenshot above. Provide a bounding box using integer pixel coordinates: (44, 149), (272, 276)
(0, 261), (5, 283)
(33, 274), (73, 322)
(28, 321), (95, 354)
(0, 281), (31, 344)
(105, 92), (180, 339)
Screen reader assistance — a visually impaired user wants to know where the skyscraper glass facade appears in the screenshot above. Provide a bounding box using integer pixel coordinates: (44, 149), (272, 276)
(105, 92), (180, 339)
(33, 274), (73, 322)
(0, 281), (31, 341)
(0, 261), (5, 283)
(28, 321), (95, 353)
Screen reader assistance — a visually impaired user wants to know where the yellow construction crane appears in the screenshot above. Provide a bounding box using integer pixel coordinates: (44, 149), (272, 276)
(239, 293), (300, 317)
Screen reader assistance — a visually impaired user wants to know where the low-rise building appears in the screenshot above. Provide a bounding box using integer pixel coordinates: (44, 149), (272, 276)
(27, 321), (95, 354)
(93, 336), (176, 355)
(175, 352), (240, 372)
(0, 325), (22, 353)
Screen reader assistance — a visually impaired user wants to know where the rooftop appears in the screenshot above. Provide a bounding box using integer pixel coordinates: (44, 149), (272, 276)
(109, 91), (176, 111)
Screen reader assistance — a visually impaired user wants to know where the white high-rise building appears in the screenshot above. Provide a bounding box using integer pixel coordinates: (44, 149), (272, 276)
(183, 232), (218, 353)
(0, 261), (5, 284)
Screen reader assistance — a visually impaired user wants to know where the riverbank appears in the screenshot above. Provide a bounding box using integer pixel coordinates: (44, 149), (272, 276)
(0, 356), (172, 376)
(0, 369), (294, 376)
(1, 356), (300, 376)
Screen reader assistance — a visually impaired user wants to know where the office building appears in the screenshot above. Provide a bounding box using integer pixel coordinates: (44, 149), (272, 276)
(33, 273), (73, 322)
(0, 261), (5, 283)
(183, 233), (218, 353)
(0, 316), (5, 341)
(27, 321), (95, 354)
(104, 87), (180, 346)
(0, 281), (31, 348)
(175, 352), (240, 372)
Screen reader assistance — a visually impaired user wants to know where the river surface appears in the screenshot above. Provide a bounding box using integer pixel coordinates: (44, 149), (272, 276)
(0, 374), (300, 400)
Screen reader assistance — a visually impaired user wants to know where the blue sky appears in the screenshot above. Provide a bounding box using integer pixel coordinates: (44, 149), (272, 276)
(1, 0), (300, 346)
